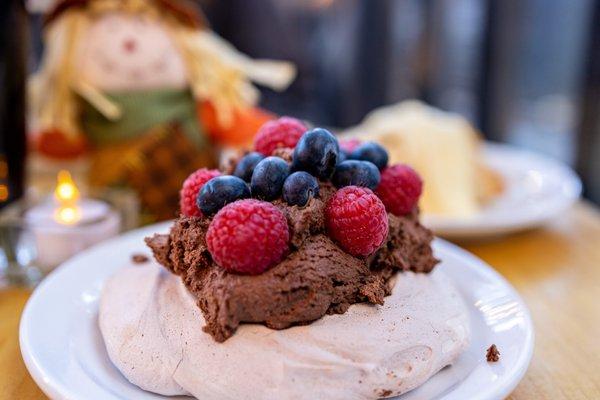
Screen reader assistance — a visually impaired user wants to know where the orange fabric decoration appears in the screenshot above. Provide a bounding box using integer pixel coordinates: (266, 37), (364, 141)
(198, 101), (274, 148)
(37, 129), (88, 160)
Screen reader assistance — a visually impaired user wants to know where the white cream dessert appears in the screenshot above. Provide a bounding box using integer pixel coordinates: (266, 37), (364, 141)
(100, 261), (470, 399)
(343, 101), (503, 217)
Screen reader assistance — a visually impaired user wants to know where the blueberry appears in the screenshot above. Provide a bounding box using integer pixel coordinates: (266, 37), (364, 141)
(332, 160), (381, 190)
(233, 152), (265, 182)
(283, 171), (320, 207)
(197, 175), (250, 215)
(337, 150), (348, 165)
(291, 128), (339, 179)
(348, 142), (389, 170)
(250, 157), (290, 200)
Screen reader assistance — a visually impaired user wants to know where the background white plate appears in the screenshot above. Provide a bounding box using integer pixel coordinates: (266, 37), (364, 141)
(20, 223), (534, 400)
(423, 142), (582, 240)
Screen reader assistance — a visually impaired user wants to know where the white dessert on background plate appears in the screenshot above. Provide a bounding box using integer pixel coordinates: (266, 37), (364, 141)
(343, 101), (503, 217)
(99, 261), (470, 399)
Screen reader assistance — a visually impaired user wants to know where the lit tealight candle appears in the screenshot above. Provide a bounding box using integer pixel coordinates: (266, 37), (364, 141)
(53, 170), (82, 225)
(25, 170), (121, 272)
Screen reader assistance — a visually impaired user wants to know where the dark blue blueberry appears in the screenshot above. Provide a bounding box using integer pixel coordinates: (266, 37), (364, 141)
(197, 175), (250, 215)
(332, 160), (381, 190)
(337, 150), (348, 165)
(283, 171), (320, 207)
(291, 128), (339, 179)
(233, 152), (265, 182)
(348, 142), (389, 170)
(250, 157), (290, 200)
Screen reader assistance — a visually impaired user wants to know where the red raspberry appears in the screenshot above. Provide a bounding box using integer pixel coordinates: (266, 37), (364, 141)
(206, 199), (289, 274)
(253, 117), (307, 155)
(339, 138), (362, 154)
(325, 186), (388, 257)
(180, 168), (221, 217)
(376, 164), (423, 215)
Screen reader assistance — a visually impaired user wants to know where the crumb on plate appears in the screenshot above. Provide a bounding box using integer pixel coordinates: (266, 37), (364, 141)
(131, 253), (149, 264)
(486, 344), (500, 362)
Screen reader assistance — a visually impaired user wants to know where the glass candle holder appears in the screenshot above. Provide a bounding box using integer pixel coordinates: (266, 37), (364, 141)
(0, 192), (122, 286)
(0, 200), (42, 287)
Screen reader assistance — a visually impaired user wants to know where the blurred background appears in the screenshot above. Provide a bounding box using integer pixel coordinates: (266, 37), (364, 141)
(198, 0), (600, 203)
(1, 0), (599, 214)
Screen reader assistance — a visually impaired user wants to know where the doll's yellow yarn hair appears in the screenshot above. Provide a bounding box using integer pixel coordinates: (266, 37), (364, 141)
(30, 0), (295, 138)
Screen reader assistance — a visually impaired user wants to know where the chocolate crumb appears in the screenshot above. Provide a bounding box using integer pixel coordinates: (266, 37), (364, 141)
(271, 147), (294, 163)
(486, 344), (500, 362)
(219, 149), (247, 175)
(131, 253), (149, 264)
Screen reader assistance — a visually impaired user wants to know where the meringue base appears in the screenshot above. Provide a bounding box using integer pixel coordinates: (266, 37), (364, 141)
(99, 262), (470, 399)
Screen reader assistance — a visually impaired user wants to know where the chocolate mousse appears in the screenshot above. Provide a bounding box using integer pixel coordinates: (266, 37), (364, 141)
(146, 181), (437, 342)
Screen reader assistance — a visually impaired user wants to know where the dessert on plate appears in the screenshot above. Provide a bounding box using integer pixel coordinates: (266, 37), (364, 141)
(343, 101), (504, 217)
(99, 117), (471, 399)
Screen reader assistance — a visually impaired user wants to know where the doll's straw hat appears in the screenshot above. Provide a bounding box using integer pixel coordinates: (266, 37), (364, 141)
(44, 0), (208, 28)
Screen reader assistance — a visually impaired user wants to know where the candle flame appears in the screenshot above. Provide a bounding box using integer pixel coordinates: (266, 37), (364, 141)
(54, 206), (82, 225)
(55, 170), (80, 203)
(54, 170), (81, 224)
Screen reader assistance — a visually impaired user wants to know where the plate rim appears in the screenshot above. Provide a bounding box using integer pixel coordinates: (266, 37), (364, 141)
(434, 239), (535, 400)
(424, 142), (582, 238)
(20, 225), (534, 400)
(19, 224), (170, 400)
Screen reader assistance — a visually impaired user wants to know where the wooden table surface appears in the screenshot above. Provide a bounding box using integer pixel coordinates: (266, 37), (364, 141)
(1, 202), (599, 400)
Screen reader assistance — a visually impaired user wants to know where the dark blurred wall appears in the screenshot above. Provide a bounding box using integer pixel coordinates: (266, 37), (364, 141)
(577, 0), (600, 203)
(199, 0), (599, 204)
(0, 0), (27, 208)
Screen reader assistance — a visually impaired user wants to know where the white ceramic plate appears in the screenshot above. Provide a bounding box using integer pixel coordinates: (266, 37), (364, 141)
(20, 223), (534, 400)
(423, 143), (582, 240)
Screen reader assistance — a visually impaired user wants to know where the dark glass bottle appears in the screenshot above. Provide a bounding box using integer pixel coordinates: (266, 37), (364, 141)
(0, 0), (27, 209)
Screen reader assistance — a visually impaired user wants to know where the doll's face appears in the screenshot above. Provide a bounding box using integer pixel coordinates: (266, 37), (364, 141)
(77, 12), (188, 91)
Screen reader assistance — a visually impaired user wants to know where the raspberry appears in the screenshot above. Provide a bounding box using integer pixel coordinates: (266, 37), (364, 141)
(206, 199), (289, 274)
(325, 186), (388, 257)
(376, 164), (423, 215)
(179, 168), (221, 217)
(339, 138), (361, 154)
(253, 117), (307, 156)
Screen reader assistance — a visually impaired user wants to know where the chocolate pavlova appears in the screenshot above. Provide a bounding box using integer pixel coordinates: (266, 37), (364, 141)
(146, 117), (437, 342)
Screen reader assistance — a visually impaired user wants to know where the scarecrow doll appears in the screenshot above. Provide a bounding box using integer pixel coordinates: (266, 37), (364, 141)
(29, 0), (295, 220)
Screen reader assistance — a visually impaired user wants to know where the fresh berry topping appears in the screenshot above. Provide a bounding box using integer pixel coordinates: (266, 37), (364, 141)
(332, 160), (380, 190)
(283, 171), (320, 207)
(250, 157), (290, 200)
(339, 138), (362, 154)
(348, 142), (389, 170)
(291, 128), (339, 179)
(179, 168), (221, 217)
(253, 117), (307, 156)
(376, 164), (423, 215)
(206, 199), (289, 274)
(325, 186), (389, 257)
(197, 175), (251, 216)
(233, 152), (265, 182)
